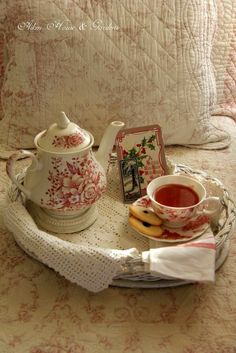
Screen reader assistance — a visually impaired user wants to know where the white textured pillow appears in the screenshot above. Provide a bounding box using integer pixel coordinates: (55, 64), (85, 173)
(0, 0), (230, 156)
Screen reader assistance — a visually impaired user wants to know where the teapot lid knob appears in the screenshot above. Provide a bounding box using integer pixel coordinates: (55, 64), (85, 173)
(57, 111), (70, 129)
(37, 111), (92, 152)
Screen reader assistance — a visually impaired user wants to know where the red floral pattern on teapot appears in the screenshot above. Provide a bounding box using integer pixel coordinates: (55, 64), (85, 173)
(6, 113), (124, 232)
(41, 153), (106, 210)
(52, 133), (85, 149)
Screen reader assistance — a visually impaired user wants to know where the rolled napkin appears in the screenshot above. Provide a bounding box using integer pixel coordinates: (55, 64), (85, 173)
(142, 230), (216, 282)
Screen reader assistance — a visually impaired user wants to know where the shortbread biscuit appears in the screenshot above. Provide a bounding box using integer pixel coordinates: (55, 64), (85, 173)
(128, 215), (163, 237)
(129, 205), (162, 226)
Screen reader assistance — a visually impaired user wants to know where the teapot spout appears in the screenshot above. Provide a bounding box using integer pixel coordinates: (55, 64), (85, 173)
(96, 121), (125, 172)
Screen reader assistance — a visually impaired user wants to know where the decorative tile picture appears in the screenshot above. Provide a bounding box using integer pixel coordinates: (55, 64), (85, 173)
(116, 125), (168, 202)
(119, 157), (141, 203)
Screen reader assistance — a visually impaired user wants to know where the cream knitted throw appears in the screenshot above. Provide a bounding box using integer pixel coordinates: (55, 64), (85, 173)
(4, 201), (139, 292)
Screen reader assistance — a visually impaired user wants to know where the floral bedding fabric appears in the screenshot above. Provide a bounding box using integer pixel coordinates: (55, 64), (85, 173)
(211, 0), (236, 120)
(0, 0), (234, 156)
(0, 118), (235, 352)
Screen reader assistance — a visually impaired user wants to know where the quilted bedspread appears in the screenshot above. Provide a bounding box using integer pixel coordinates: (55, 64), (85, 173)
(0, 0), (235, 153)
(0, 118), (235, 352)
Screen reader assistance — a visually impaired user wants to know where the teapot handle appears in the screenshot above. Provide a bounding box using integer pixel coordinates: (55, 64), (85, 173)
(6, 150), (39, 198)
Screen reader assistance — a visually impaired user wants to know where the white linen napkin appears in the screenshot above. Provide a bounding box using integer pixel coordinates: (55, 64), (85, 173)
(142, 230), (216, 282)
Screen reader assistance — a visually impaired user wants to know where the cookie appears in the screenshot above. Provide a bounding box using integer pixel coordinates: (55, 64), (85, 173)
(129, 205), (162, 226)
(128, 215), (163, 237)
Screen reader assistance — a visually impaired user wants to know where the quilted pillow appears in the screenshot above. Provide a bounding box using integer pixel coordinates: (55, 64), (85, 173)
(0, 0), (231, 156)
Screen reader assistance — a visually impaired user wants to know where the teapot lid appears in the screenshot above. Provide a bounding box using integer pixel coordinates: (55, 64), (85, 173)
(37, 112), (92, 152)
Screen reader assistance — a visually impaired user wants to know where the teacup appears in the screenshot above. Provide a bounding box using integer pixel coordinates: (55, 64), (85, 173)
(147, 175), (220, 228)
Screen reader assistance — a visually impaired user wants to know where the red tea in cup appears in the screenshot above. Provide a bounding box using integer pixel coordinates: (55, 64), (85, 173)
(153, 184), (199, 208)
(147, 175), (220, 228)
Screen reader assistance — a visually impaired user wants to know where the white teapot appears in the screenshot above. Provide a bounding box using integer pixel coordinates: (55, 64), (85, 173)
(6, 112), (124, 233)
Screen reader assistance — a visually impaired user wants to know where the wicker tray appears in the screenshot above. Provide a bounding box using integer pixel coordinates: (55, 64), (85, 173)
(112, 164), (236, 287)
(8, 163), (236, 289)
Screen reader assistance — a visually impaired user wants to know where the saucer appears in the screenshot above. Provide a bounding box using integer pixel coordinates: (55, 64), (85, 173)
(131, 196), (210, 243)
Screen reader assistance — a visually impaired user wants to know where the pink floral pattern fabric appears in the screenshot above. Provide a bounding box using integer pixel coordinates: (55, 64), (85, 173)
(211, 0), (236, 121)
(0, 118), (235, 352)
(219, 27), (236, 120)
